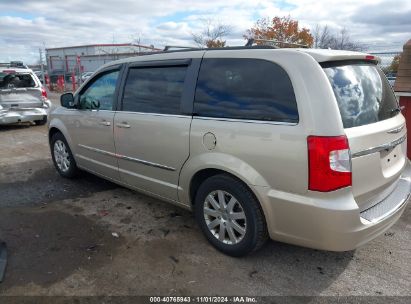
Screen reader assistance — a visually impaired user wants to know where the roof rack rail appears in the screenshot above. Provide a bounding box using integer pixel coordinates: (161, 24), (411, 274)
(163, 45), (200, 51)
(0, 61), (28, 69)
(245, 38), (309, 48)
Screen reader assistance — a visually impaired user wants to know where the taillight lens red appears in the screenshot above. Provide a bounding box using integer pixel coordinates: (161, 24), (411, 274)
(308, 135), (352, 192)
(41, 87), (48, 99)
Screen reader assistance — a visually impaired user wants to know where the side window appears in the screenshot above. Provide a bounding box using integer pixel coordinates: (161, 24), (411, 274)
(79, 70), (119, 110)
(122, 66), (187, 114)
(194, 58), (298, 123)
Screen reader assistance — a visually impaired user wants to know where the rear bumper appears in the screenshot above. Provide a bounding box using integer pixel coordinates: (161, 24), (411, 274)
(0, 103), (50, 125)
(254, 161), (411, 251)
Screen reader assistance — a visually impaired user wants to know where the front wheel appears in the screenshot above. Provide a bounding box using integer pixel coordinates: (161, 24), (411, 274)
(194, 174), (268, 256)
(50, 132), (78, 178)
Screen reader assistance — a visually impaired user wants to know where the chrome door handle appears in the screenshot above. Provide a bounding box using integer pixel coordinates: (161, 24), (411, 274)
(116, 122), (131, 128)
(99, 121), (111, 126)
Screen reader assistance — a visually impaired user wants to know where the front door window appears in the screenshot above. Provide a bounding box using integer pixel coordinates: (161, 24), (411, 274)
(79, 70), (119, 110)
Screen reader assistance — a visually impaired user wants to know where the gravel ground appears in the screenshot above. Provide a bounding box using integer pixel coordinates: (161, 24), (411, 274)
(0, 92), (410, 298)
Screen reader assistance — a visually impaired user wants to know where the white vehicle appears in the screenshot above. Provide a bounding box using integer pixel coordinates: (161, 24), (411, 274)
(81, 72), (94, 82)
(0, 63), (51, 125)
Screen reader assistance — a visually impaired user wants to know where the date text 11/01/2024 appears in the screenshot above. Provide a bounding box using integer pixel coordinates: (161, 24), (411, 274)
(149, 297), (257, 303)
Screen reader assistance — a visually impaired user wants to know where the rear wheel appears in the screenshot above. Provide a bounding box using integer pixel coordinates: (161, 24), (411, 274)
(194, 174), (268, 256)
(50, 132), (78, 178)
(34, 116), (47, 125)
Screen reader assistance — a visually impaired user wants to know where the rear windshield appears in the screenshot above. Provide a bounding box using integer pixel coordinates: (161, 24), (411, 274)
(323, 62), (398, 128)
(0, 72), (37, 89)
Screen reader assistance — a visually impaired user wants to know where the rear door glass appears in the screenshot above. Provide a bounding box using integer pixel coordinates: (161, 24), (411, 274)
(323, 62), (398, 128)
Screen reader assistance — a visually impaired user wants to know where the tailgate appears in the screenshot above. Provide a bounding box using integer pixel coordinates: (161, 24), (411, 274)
(0, 88), (43, 109)
(346, 116), (406, 210)
(0, 72), (43, 109)
(323, 60), (407, 210)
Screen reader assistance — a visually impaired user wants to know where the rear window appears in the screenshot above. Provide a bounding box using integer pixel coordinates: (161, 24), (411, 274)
(0, 72), (37, 89)
(194, 58), (298, 123)
(323, 62), (399, 128)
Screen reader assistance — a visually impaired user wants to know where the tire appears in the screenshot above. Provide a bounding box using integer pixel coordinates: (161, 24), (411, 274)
(194, 174), (268, 257)
(35, 116), (47, 125)
(50, 132), (78, 178)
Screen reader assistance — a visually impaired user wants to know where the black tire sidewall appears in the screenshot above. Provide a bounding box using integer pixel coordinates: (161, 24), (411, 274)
(194, 175), (263, 257)
(50, 133), (77, 178)
(35, 116), (47, 125)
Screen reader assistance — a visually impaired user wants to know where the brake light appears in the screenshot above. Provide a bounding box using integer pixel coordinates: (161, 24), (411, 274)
(365, 55), (375, 61)
(41, 87), (48, 99)
(308, 135), (352, 192)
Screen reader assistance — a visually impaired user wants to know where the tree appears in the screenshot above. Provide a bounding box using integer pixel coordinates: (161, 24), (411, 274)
(244, 16), (314, 47)
(192, 19), (231, 48)
(388, 54), (402, 74)
(312, 25), (364, 51)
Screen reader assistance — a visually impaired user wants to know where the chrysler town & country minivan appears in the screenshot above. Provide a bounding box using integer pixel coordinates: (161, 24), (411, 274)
(48, 46), (411, 256)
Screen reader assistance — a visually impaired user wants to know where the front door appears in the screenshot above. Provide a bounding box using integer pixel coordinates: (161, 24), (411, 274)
(69, 68), (121, 181)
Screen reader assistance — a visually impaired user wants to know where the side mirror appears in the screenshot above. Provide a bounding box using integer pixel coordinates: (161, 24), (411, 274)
(60, 93), (75, 108)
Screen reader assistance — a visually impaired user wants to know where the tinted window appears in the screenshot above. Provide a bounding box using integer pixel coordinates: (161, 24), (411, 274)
(194, 59), (298, 122)
(323, 62), (399, 128)
(79, 70), (119, 110)
(122, 66), (187, 114)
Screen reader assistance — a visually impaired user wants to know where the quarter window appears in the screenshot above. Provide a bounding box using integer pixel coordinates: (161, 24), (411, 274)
(122, 66), (187, 114)
(194, 58), (298, 123)
(79, 70), (119, 110)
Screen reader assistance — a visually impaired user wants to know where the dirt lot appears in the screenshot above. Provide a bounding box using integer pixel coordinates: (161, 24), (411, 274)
(0, 92), (410, 297)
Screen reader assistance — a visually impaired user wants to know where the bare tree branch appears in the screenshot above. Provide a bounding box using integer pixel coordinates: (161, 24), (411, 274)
(191, 19), (232, 48)
(312, 25), (364, 51)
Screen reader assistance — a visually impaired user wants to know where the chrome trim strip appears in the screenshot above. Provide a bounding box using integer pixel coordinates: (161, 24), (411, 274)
(117, 154), (176, 171)
(117, 111), (191, 118)
(118, 167), (177, 189)
(78, 144), (176, 171)
(387, 125), (405, 134)
(351, 135), (407, 158)
(193, 116), (298, 126)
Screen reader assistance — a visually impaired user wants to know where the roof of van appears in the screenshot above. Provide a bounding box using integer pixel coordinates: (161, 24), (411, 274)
(0, 67), (33, 73)
(103, 47), (380, 69)
(295, 48), (380, 63)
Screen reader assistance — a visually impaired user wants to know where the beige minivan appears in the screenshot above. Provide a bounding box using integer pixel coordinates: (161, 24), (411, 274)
(48, 46), (411, 256)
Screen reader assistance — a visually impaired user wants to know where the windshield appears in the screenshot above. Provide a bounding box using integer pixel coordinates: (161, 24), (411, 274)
(0, 72), (37, 89)
(323, 62), (398, 128)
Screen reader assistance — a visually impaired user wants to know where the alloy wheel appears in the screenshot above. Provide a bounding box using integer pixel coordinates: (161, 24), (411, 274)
(54, 140), (70, 173)
(203, 190), (247, 245)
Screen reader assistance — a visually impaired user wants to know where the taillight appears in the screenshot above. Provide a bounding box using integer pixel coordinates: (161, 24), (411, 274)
(308, 135), (352, 192)
(41, 87), (48, 99)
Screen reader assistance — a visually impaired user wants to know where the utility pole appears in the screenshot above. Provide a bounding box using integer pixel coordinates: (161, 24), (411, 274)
(39, 48), (46, 85)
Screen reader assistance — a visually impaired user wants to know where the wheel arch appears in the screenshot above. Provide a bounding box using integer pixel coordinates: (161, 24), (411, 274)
(179, 153), (270, 208)
(48, 119), (76, 156)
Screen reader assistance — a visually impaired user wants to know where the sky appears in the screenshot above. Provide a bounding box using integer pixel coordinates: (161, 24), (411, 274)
(0, 0), (409, 64)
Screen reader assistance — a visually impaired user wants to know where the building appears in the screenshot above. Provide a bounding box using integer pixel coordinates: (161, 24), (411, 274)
(46, 43), (160, 78)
